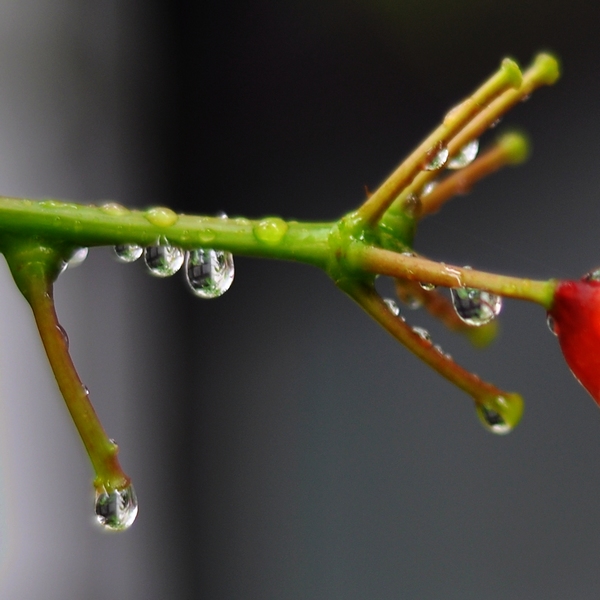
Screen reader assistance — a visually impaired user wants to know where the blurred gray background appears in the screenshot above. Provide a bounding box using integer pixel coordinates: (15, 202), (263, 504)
(0, 1), (599, 598)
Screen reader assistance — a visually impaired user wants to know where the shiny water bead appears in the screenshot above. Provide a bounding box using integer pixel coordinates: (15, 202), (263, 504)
(144, 245), (184, 277)
(474, 393), (524, 435)
(546, 314), (557, 336)
(419, 281), (436, 291)
(95, 484), (138, 531)
(421, 181), (438, 196)
(583, 268), (600, 282)
(184, 248), (235, 298)
(424, 144), (449, 171)
(447, 139), (479, 169)
(114, 244), (144, 263)
(66, 247), (88, 269)
(383, 298), (400, 316)
(412, 326), (431, 342)
(450, 287), (502, 326)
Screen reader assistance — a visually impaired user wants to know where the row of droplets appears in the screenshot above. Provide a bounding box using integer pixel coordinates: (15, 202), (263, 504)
(63, 241), (235, 299)
(424, 139), (479, 172)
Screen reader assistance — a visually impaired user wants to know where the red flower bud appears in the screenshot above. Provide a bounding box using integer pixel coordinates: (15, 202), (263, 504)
(548, 275), (600, 403)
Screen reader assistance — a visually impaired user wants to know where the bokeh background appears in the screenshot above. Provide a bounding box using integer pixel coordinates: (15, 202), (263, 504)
(0, 1), (599, 598)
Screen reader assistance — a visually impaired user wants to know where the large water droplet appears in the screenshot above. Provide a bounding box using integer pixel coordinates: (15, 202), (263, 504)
(450, 287), (502, 326)
(424, 144), (449, 171)
(447, 139), (479, 169)
(474, 393), (524, 434)
(144, 245), (184, 277)
(114, 244), (143, 263)
(184, 248), (234, 298)
(95, 484), (138, 531)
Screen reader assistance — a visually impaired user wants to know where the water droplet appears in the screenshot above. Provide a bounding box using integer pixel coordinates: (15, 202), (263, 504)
(144, 206), (178, 228)
(56, 324), (69, 348)
(424, 143), (449, 171)
(451, 287), (502, 326)
(95, 484), (138, 531)
(184, 248), (234, 298)
(402, 194), (422, 218)
(490, 118), (502, 129)
(546, 314), (557, 336)
(66, 247), (88, 269)
(474, 393), (524, 434)
(144, 245), (184, 277)
(422, 181), (438, 196)
(114, 244), (143, 263)
(253, 218), (289, 245)
(583, 268), (600, 282)
(383, 298), (400, 316)
(419, 282), (436, 291)
(447, 139), (479, 169)
(412, 326), (431, 342)
(38, 200), (62, 209)
(99, 202), (130, 216)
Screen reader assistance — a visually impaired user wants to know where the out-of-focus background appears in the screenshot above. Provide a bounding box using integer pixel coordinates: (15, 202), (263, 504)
(0, 1), (599, 598)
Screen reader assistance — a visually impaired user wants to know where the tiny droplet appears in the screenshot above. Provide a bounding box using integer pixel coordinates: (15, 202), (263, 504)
(412, 326), (431, 342)
(95, 484), (138, 531)
(546, 314), (557, 336)
(66, 247), (88, 269)
(419, 281), (436, 291)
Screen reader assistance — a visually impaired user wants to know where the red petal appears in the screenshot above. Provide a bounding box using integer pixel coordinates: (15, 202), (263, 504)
(549, 279), (600, 403)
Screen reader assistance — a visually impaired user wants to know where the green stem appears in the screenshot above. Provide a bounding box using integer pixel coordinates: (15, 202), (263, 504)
(0, 198), (333, 269)
(3, 241), (130, 493)
(347, 243), (558, 309)
(345, 281), (513, 402)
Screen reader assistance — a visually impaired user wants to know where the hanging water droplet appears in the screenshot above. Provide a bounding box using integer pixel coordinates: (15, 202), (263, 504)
(184, 248), (234, 298)
(419, 282), (436, 291)
(66, 247), (88, 269)
(114, 244), (143, 263)
(383, 298), (400, 316)
(412, 326), (431, 342)
(95, 484), (138, 531)
(450, 287), (502, 326)
(447, 139), (479, 169)
(474, 393), (524, 435)
(424, 144), (449, 171)
(144, 245), (184, 277)
(546, 314), (557, 336)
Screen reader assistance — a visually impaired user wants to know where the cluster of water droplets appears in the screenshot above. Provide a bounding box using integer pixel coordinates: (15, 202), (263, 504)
(423, 139), (479, 172)
(95, 484), (138, 531)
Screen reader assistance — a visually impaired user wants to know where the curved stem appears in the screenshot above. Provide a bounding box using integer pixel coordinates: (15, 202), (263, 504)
(8, 252), (129, 493)
(344, 281), (513, 402)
